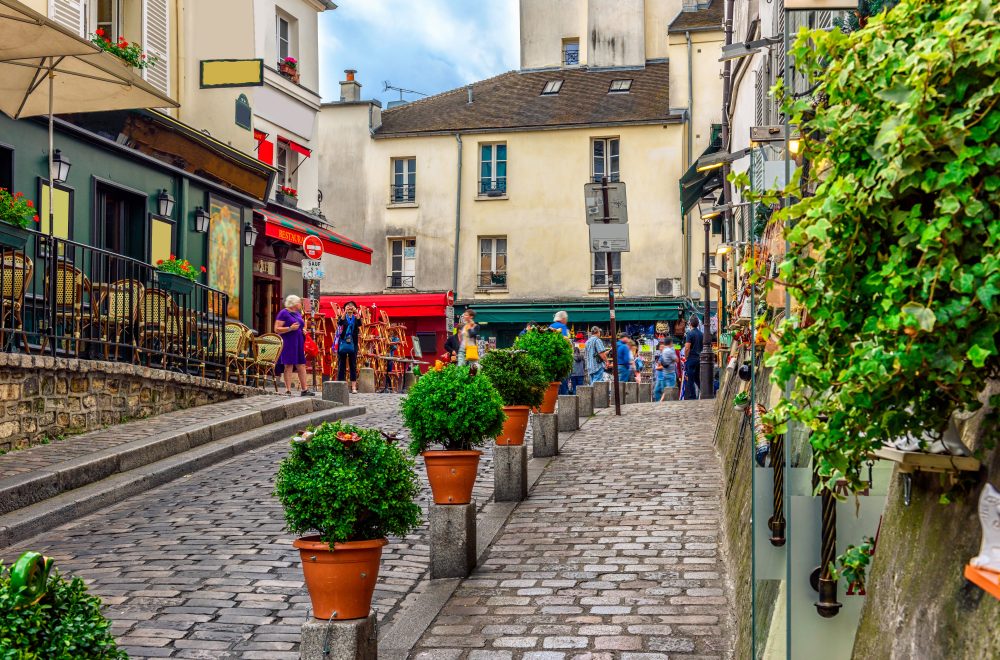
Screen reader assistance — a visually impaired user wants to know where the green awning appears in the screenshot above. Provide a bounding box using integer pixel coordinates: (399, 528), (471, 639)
(458, 299), (692, 324)
(679, 123), (723, 217)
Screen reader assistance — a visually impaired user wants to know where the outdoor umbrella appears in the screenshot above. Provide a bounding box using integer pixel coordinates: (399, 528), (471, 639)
(0, 0), (178, 237)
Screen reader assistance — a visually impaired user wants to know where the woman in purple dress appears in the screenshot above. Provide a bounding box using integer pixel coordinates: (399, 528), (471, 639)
(274, 294), (315, 396)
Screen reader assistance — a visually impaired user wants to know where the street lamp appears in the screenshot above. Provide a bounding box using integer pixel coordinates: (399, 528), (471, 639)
(719, 36), (781, 62)
(51, 149), (71, 183)
(157, 189), (175, 217)
(243, 221), (259, 247)
(192, 206), (211, 233)
(697, 196), (717, 399)
(695, 147), (751, 173)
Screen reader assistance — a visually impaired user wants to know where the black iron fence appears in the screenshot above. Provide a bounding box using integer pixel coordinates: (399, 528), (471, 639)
(479, 179), (507, 196)
(390, 184), (416, 203)
(478, 271), (507, 288)
(0, 227), (229, 378)
(386, 274), (415, 288)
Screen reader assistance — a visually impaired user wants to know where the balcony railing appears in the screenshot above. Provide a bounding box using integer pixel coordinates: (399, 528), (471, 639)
(478, 271), (507, 288)
(564, 49), (579, 66)
(390, 185), (416, 204)
(592, 272), (622, 288)
(387, 274), (415, 288)
(479, 179), (507, 197)
(0, 227), (228, 378)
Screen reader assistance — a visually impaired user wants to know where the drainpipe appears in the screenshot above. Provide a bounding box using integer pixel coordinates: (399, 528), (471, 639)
(722, 0), (735, 239)
(452, 133), (463, 298)
(686, 30), (694, 166)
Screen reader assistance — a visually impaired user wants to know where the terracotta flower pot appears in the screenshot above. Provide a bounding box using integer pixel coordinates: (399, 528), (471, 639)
(293, 536), (386, 620)
(536, 381), (560, 414)
(422, 450), (482, 504)
(496, 405), (530, 446)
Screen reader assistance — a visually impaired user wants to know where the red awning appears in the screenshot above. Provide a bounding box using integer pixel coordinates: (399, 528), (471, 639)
(256, 209), (372, 264)
(321, 292), (454, 319)
(278, 135), (311, 158)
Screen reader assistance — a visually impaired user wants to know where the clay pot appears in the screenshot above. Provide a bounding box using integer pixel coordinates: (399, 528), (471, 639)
(293, 536), (386, 620)
(536, 381), (560, 414)
(496, 405), (530, 446)
(423, 450), (482, 504)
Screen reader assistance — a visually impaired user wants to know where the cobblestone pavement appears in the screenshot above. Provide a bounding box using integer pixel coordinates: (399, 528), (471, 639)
(412, 400), (728, 659)
(2, 394), (514, 659)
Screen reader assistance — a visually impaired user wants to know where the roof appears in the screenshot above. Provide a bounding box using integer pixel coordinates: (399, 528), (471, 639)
(376, 62), (678, 137)
(668, 0), (725, 33)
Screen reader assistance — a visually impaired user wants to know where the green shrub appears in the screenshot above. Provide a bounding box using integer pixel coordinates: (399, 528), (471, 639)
(274, 421), (422, 548)
(401, 365), (505, 453)
(513, 328), (573, 382)
(479, 349), (548, 408)
(1, 555), (126, 660)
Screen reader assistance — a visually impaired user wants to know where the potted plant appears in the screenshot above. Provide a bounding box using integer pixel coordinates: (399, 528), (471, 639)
(90, 29), (158, 69)
(274, 421), (421, 620)
(155, 254), (205, 295)
(401, 365), (505, 504)
(276, 185), (298, 207)
(513, 328), (574, 413)
(480, 349), (548, 446)
(278, 56), (300, 83)
(0, 189), (39, 249)
(733, 391), (750, 412)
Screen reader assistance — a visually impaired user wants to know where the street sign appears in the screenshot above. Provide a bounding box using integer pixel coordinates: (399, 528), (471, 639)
(589, 222), (630, 253)
(302, 259), (324, 280)
(302, 235), (324, 260)
(584, 181), (628, 224)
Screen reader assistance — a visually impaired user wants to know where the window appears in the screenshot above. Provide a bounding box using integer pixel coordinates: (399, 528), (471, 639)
(276, 142), (298, 190)
(479, 237), (507, 288)
(0, 146), (12, 192)
(709, 255), (718, 271)
(90, 0), (120, 37)
(592, 138), (620, 183)
(608, 79), (633, 94)
(479, 143), (507, 196)
(94, 182), (144, 262)
(541, 80), (563, 95)
(592, 252), (622, 287)
(391, 158), (416, 203)
(276, 14), (292, 61)
(563, 38), (579, 66)
(388, 238), (416, 288)
(150, 215), (175, 266)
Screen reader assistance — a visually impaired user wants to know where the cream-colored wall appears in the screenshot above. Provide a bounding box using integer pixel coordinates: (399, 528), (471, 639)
(586, 0), (645, 68)
(519, 0), (586, 69)
(644, 0), (683, 61)
(256, 0), (322, 92)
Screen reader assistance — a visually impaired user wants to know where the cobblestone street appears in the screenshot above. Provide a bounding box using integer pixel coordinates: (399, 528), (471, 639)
(412, 400), (726, 659)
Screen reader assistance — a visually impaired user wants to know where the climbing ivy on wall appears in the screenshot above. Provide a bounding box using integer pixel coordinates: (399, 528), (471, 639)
(757, 0), (1000, 495)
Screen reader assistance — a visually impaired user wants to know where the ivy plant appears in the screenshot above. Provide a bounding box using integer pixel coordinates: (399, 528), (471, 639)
(274, 421), (422, 548)
(513, 328), (574, 382)
(401, 365), (505, 453)
(479, 349), (548, 408)
(829, 537), (875, 590)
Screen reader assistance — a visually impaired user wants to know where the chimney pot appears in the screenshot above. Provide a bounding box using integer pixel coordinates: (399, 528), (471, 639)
(345, 69), (356, 82)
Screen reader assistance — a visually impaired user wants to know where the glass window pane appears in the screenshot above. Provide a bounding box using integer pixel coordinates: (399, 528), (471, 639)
(407, 158), (415, 172)
(495, 254), (507, 271)
(394, 159), (403, 174)
(593, 140), (604, 158)
(496, 162), (506, 178)
(391, 255), (402, 272)
(496, 238), (507, 254)
(480, 253), (491, 271)
(481, 161), (491, 179)
(480, 238), (491, 254)
(496, 144), (506, 161)
(610, 139), (619, 157)
(481, 144), (492, 162)
(391, 240), (402, 256)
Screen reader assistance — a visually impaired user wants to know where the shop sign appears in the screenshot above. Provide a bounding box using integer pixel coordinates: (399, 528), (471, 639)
(302, 259), (324, 281)
(445, 305), (455, 333)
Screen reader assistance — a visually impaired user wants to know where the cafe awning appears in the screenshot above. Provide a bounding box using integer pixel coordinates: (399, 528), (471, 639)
(456, 298), (693, 324)
(256, 209), (372, 264)
(321, 292), (454, 319)
(679, 123), (723, 218)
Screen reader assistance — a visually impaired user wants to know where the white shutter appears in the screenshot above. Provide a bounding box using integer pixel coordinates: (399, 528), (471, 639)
(49, 0), (84, 36)
(142, 0), (170, 96)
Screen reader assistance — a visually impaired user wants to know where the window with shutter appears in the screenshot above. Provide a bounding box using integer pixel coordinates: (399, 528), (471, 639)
(142, 0), (170, 96)
(49, 0), (85, 36)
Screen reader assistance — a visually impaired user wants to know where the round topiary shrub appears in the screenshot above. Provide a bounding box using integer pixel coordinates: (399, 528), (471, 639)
(480, 348), (548, 408)
(0, 554), (127, 660)
(274, 420), (422, 548)
(513, 328), (574, 382)
(401, 365), (505, 453)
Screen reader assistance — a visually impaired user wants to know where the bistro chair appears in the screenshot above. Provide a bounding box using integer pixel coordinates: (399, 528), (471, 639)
(248, 333), (282, 390)
(45, 260), (92, 357)
(224, 321), (253, 384)
(0, 250), (32, 354)
(95, 279), (145, 361)
(136, 288), (182, 368)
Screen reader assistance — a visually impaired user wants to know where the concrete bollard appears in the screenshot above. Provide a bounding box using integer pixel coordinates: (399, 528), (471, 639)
(593, 383), (609, 409)
(429, 501), (477, 579)
(638, 382), (653, 403)
(531, 413), (559, 458)
(617, 382), (628, 404)
(494, 444), (528, 502)
(300, 612), (376, 659)
(557, 395), (579, 432)
(357, 368), (376, 393)
(402, 371), (417, 392)
(322, 380), (350, 405)
(576, 385), (594, 417)
(625, 382), (639, 404)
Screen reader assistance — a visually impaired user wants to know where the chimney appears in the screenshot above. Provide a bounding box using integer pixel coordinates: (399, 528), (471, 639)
(467, 84), (473, 104)
(340, 69), (361, 102)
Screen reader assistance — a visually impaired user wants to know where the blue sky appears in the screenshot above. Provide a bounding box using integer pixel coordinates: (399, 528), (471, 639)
(318, 0), (520, 105)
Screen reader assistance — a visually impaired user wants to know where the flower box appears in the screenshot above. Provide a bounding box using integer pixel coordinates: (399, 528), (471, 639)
(0, 223), (29, 250)
(156, 271), (195, 296)
(276, 192), (298, 208)
(278, 62), (300, 84)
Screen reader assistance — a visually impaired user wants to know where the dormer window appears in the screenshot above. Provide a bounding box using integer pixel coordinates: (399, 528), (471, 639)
(609, 79), (633, 94)
(541, 80), (563, 95)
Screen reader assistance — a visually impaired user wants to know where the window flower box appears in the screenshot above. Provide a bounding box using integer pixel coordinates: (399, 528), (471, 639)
(278, 57), (300, 84)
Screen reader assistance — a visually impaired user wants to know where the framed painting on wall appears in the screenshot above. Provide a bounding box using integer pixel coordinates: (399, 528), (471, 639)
(209, 194), (242, 319)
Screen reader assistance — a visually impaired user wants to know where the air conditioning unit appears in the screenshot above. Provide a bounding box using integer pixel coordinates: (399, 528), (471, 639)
(654, 278), (682, 297)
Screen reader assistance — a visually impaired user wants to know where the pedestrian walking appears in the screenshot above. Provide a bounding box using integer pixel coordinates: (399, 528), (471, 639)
(274, 294), (315, 397)
(551, 311), (574, 393)
(442, 329), (460, 363)
(584, 326), (610, 384)
(653, 337), (679, 402)
(456, 309), (479, 366)
(570, 334), (586, 393)
(336, 301), (361, 392)
(682, 315), (703, 400)
(616, 332), (634, 383)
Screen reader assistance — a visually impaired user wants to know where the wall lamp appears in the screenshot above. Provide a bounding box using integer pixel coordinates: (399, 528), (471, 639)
(720, 36), (782, 62)
(243, 221), (260, 247)
(751, 124), (802, 154)
(51, 149), (71, 183)
(157, 189), (175, 217)
(193, 206), (211, 233)
(696, 147), (752, 173)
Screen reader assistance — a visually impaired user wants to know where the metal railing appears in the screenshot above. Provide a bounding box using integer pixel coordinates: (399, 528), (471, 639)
(390, 185), (416, 203)
(564, 49), (579, 66)
(479, 179), (507, 196)
(0, 227), (229, 379)
(592, 272), (622, 288)
(386, 274), (415, 288)
(478, 271), (507, 288)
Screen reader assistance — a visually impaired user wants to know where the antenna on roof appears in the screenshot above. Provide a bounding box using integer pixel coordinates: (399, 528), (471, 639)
(382, 80), (427, 107)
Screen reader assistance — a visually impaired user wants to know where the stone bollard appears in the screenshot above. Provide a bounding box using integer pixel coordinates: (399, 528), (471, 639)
(663, 386), (679, 402)
(557, 395), (579, 432)
(625, 382), (639, 404)
(531, 413), (559, 458)
(494, 444), (528, 502)
(617, 382), (628, 404)
(593, 382), (609, 409)
(322, 380), (350, 405)
(576, 385), (594, 418)
(300, 612), (376, 660)
(638, 382), (653, 403)
(402, 371), (416, 392)
(357, 368), (376, 393)
(429, 501), (477, 579)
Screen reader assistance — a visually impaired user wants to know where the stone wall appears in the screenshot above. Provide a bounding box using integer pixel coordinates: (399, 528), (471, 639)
(0, 353), (258, 452)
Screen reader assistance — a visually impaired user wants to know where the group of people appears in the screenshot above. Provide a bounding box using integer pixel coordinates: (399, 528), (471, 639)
(273, 295), (363, 396)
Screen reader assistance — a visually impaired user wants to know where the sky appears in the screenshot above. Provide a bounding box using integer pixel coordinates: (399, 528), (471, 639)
(318, 0), (521, 106)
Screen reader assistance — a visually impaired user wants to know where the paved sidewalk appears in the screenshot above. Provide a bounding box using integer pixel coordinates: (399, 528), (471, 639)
(412, 400), (727, 659)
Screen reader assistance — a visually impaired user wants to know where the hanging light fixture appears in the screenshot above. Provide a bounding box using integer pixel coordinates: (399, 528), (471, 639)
(157, 189), (175, 217)
(193, 206), (211, 233)
(243, 221), (259, 247)
(51, 149), (71, 183)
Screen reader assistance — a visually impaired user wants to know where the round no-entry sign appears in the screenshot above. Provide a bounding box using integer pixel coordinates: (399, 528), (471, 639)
(302, 235), (323, 260)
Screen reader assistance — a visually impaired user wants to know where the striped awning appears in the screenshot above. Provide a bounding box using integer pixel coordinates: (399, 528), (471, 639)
(255, 209), (372, 264)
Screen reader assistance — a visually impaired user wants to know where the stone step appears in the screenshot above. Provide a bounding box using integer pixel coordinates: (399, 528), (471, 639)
(0, 401), (364, 548)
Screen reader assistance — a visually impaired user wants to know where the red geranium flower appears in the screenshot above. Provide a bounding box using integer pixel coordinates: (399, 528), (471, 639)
(26, 200), (32, 208)
(157, 259), (164, 265)
(95, 28), (105, 36)
(200, 266), (207, 273)
(32, 215), (39, 223)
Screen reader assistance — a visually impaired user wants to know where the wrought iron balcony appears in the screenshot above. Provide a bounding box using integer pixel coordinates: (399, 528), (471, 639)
(478, 271), (507, 288)
(479, 179), (507, 197)
(592, 272), (622, 288)
(390, 185), (416, 204)
(564, 49), (579, 66)
(386, 274), (415, 288)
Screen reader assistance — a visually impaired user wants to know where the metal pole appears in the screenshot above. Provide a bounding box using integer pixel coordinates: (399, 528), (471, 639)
(310, 279), (318, 392)
(47, 64), (57, 357)
(602, 177), (621, 416)
(699, 218), (714, 397)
